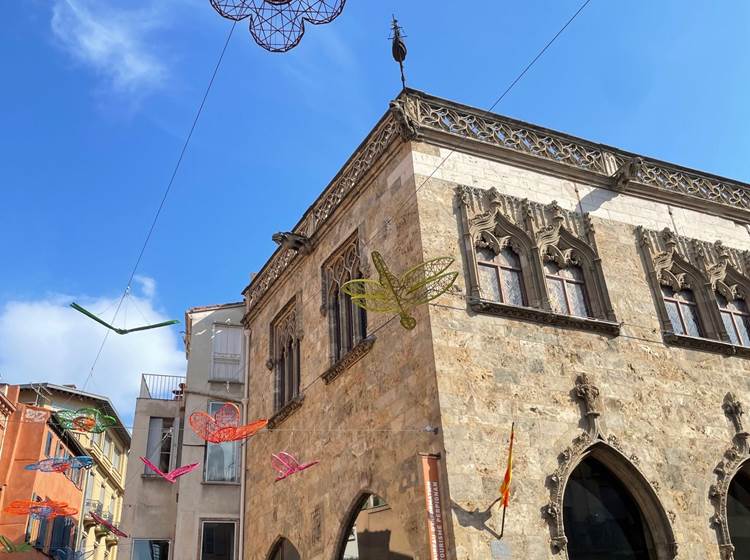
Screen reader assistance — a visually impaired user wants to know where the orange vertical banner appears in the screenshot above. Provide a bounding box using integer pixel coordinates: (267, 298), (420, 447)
(421, 453), (448, 560)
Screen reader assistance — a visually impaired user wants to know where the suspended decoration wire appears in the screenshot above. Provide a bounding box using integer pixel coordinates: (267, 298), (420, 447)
(24, 456), (94, 473)
(209, 0), (346, 52)
(189, 402), (268, 443)
(271, 452), (319, 482)
(140, 456), (200, 483)
(0, 536), (32, 553)
(55, 408), (117, 434)
(4, 499), (77, 519)
(70, 303), (179, 335)
(341, 251), (459, 330)
(51, 548), (96, 560)
(89, 511), (129, 538)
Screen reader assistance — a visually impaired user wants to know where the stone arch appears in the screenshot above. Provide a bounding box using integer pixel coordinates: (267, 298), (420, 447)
(265, 535), (301, 560)
(544, 434), (677, 559)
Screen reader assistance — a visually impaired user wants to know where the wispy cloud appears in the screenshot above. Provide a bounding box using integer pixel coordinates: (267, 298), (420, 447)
(0, 278), (184, 425)
(50, 0), (168, 94)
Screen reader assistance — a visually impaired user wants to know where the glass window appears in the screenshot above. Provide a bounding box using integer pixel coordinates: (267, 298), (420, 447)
(113, 447), (122, 471)
(205, 403), (239, 483)
(545, 261), (590, 317)
(44, 432), (53, 457)
(337, 494), (414, 560)
(270, 539), (300, 560)
(661, 286), (702, 337)
(201, 522), (236, 560)
(272, 304), (301, 411)
(728, 464), (750, 559)
(211, 325), (243, 382)
(145, 418), (173, 474)
(132, 539), (170, 560)
(103, 433), (112, 459)
(717, 294), (750, 346)
(563, 457), (655, 560)
(476, 247), (525, 306)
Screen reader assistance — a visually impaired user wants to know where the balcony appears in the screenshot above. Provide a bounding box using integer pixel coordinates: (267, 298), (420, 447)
(140, 374), (186, 401)
(83, 500), (102, 528)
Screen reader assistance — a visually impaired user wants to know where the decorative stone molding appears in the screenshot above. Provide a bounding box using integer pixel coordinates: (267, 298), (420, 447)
(269, 296), (303, 412)
(267, 394), (305, 430)
(611, 157), (644, 192)
(389, 97), (420, 141)
(457, 185), (618, 332)
(710, 393), (750, 560)
(322, 336), (376, 384)
(543, 375), (677, 558)
(272, 231), (312, 255)
(638, 227), (750, 352)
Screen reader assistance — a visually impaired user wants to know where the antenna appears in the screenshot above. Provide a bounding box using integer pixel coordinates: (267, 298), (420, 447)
(390, 16), (407, 89)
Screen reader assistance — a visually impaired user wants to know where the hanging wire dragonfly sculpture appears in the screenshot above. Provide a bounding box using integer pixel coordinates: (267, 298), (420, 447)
(189, 403), (268, 443)
(0, 535), (32, 553)
(4, 499), (77, 519)
(70, 303), (178, 335)
(272, 452), (319, 482)
(89, 511), (129, 538)
(140, 456), (200, 483)
(341, 251), (459, 330)
(209, 0), (346, 52)
(25, 456), (94, 473)
(55, 408), (116, 434)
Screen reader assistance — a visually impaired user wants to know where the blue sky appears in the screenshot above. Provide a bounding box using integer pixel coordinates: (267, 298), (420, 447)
(1, 0), (749, 420)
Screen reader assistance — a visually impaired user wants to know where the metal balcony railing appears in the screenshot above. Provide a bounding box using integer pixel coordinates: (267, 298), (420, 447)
(139, 374), (186, 401)
(85, 500), (103, 515)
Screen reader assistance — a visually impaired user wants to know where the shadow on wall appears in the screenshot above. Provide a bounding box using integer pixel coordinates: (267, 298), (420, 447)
(348, 529), (413, 560)
(450, 498), (502, 540)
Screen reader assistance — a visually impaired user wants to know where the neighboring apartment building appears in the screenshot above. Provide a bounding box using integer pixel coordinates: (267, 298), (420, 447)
(0, 384), (86, 557)
(239, 89), (750, 560)
(121, 302), (245, 560)
(18, 384), (130, 560)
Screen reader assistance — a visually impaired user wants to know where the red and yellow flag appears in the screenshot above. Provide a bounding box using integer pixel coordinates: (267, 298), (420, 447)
(500, 423), (515, 507)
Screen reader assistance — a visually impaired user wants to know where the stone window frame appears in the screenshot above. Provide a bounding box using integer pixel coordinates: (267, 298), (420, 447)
(638, 227), (750, 356)
(319, 230), (375, 385)
(456, 185), (619, 336)
(267, 295), (304, 425)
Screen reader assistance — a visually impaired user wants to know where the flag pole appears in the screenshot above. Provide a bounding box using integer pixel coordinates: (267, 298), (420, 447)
(498, 421), (514, 539)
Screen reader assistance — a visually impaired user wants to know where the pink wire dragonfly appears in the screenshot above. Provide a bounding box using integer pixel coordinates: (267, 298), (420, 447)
(140, 456), (200, 483)
(272, 452), (319, 482)
(89, 511), (128, 538)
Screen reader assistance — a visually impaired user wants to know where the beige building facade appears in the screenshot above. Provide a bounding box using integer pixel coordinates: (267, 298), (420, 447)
(240, 89), (750, 560)
(121, 302), (246, 560)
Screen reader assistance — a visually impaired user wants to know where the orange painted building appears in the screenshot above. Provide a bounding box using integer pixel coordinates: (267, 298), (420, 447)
(0, 385), (86, 557)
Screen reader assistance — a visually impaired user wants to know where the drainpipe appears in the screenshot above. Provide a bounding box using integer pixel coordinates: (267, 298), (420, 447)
(239, 328), (251, 559)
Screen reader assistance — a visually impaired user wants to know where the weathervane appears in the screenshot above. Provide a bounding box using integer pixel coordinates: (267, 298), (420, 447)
(390, 16), (407, 89)
(210, 0), (347, 53)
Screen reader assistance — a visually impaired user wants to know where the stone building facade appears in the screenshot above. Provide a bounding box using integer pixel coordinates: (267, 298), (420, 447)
(241, 89), (750, 560)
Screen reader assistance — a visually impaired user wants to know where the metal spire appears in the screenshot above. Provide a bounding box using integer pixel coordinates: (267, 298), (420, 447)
(390, 16), (407, 89)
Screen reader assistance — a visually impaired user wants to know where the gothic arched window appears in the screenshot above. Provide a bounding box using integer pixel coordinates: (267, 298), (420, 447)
(716, 294), (750, 347)
(661, 286), (702, 337)
(476, 247), (526, 306)
(268, 538), (300, 560)
(563, 457), (656, 560)
(271, 300), (301, 412)
(727, 463), (750, 559)
(336, 494), (414, 560)
(544, 261), (590, 318)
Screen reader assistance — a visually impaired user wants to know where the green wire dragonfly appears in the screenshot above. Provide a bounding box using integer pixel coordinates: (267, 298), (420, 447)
(0, 535), (33, 553)
(70, 303), (179, 335)
(341, 251), (458, 330)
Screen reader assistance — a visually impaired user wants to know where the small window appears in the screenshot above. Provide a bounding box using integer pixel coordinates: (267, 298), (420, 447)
(271, 302), (301, 411)
(205, 403), (239, 483)
(477, 247), (525, 306)
(44, 432), (53, 457)
(545, 261), (590, 317)
(113, 447), (122, 471)
(145, 417), (173, 474)
(661, 286), (702, 337)
(201, 521), (236, 560)
(132, 539), (170, 560)
(103, 433), (112, 459)
(717, 294), (750, 347)
(211, 325), (243, 382)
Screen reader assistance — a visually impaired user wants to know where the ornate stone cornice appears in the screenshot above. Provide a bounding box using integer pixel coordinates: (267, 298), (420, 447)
(267, 394), (305, 430)
(322, 336), (376, 384)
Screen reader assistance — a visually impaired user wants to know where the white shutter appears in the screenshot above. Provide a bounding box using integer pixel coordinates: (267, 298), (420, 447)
(211, 325), (243, 382)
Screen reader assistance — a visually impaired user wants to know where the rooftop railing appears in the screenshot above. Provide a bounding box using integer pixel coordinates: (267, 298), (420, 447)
(139, 374), (186, 401)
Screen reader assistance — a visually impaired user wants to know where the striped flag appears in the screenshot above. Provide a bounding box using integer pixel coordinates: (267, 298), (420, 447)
(500, 423), (514, 507)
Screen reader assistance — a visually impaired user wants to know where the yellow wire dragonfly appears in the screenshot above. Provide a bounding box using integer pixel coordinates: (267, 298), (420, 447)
(341, 251), (458, 330)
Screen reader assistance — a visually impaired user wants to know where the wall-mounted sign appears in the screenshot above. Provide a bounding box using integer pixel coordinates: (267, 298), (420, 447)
(421, 453), (448, 560)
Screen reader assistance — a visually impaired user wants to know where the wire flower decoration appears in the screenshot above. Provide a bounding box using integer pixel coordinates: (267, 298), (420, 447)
(272, 452), (319, 482)
(25, 456), (94, 473)
(140, 456), (200, 483)
(209, 0), (346, 52)
(341, 251), (459, 330)
(89, 511), (128, 538)
(55, 408), (116, 434)
(0, 535), (32, 553)
(189, 402), (268, 443)
(4, 499), (77, 519)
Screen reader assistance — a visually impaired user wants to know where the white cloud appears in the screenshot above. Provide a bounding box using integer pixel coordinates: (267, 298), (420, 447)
(50, 0), (168, 93)
(134, 275), (156, 299)
(0, 284), (185, 426)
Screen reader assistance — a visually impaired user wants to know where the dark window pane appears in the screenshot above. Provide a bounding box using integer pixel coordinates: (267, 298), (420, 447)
(563, 457), (654, 560)
(722, 311), (740, 345)
(133, 540), (170, 560)
(476, 247), (496, 263)
(681, 304), (702, 337)
(202, 522), (235, 560)
(676, 289), (696, 303)
(547, 277), (568, 314)
(544, 260), (560, 276)
(502, 269), (525, 306)
(728, 467), (750, 560)
(496, 247), (521, 269)
(569, 282), (590, 318)
(332, 288), (342, 360)
(561, 265), (585, 282)
(478, 264), (501, 302)
(716, 293), (729, 308)
(737, 317), (750, 347)
(660, 285), (675, 299)
(664, 301), (684, 334)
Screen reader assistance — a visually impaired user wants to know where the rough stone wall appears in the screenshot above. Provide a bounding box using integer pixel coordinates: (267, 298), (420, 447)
(412, 143), (750, 560)
(243, 143), (445, 560)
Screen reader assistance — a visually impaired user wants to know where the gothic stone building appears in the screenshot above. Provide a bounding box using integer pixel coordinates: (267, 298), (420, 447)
(240, 89), (750, 560)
